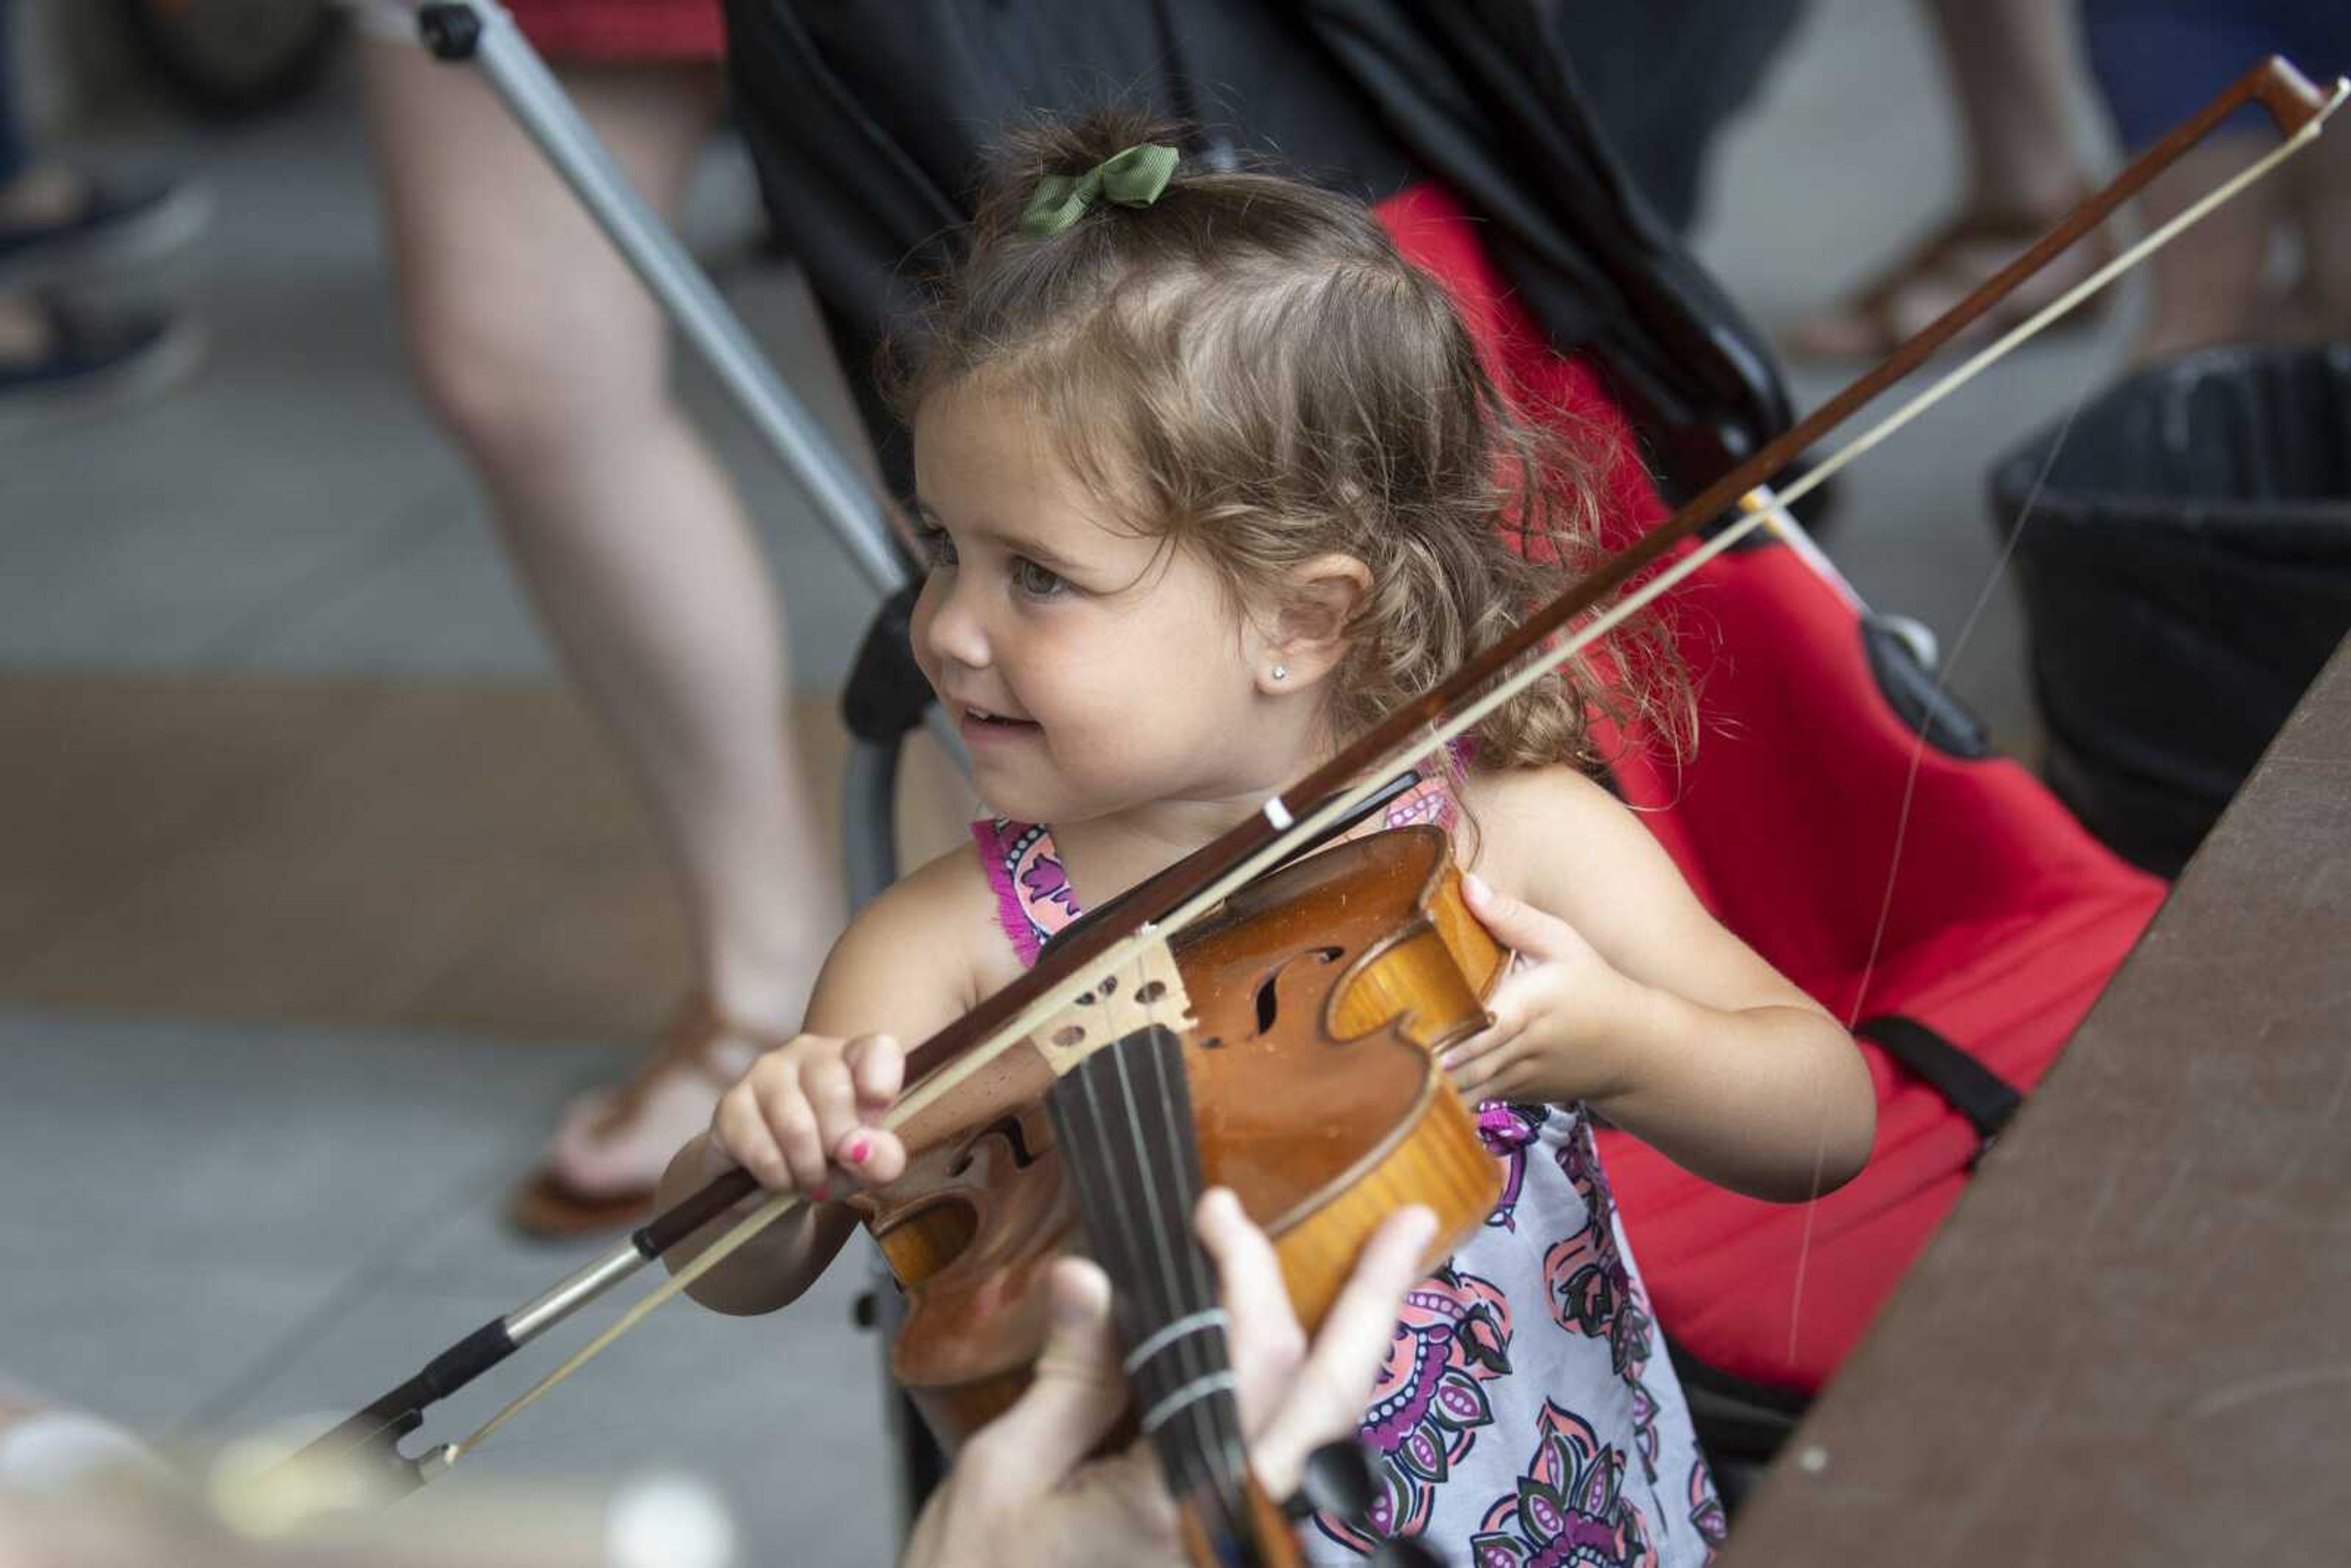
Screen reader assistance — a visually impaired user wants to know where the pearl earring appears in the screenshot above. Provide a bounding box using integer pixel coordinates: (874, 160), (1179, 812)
(1270, 664), (1289, 681)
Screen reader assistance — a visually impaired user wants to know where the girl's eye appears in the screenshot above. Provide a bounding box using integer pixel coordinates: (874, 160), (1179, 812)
(915, 524), (958, 571)
(1010, 557), (1070, 600)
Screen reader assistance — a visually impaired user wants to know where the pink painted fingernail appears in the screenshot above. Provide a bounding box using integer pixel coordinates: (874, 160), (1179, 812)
(843, 1134), (871, 1166)
(810, 1183), (832, 1203)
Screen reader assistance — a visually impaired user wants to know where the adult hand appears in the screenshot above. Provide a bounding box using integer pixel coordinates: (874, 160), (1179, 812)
(899, 1190), (1436, 1568)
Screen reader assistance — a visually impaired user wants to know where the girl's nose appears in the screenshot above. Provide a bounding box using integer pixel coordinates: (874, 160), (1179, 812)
(915, 571), (989, 672)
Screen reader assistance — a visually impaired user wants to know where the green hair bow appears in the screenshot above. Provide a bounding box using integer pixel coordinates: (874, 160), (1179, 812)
(1017, 143), (1180, 238)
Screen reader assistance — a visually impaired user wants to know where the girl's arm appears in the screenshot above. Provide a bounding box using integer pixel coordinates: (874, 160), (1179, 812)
(657, 848), (997, 1315)
(1450, 767), (1877, 1202)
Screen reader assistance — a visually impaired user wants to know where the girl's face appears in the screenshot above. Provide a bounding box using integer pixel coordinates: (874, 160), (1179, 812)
(910, 381), (1281, 827)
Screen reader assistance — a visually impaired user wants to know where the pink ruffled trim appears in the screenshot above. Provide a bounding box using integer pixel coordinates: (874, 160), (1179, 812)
(970, 819), (1045, 968)
(974, 753), (1461, 972)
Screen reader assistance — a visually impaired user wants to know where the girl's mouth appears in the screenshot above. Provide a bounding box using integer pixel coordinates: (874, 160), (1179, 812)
(959, 704), (1040, 742)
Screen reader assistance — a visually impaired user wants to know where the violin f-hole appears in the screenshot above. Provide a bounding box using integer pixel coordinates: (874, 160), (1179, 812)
(1253, 946), (1346, 1035)
(945, 1112), (1048, 1177)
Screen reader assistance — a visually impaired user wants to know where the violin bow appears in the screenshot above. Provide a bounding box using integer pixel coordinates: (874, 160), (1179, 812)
(271, 54), (2344, 1516)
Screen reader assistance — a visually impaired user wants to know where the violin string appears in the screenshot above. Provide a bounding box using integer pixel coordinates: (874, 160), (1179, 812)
(1065, 1052), (1176, 1492)
(1122, 957), (1214, 1499)
(1067, 1038), (1194, 1486)
(1111, 1031), (1229, 1513)
(1782, 362), (2099, 1368)
(1123, 948), (1254, 1544)
(1040, 956), (1235, 1523)
(1139, 1003), (1254, 1536)
(1054, 973), (1251, 1545)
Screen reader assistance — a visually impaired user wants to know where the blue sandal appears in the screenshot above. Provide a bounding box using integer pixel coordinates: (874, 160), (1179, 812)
(0, 296), (204, 433)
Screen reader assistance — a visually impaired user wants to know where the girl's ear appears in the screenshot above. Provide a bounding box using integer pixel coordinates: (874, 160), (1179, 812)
(1256, 553), (1373, 696)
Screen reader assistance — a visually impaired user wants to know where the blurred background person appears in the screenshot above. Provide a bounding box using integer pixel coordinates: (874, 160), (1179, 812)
(1785, 0), (2113, 360)
(357, 0), (839, 1236)
(2080, 0), (2351, 359)
(0, 0), (203, 429)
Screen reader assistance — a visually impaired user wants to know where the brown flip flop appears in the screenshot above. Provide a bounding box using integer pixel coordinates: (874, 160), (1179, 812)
(1787, 195), (2122, 361)
(506, 994), (786, 1240)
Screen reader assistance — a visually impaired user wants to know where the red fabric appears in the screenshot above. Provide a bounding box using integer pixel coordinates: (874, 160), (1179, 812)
(1371, 184), (2167, 1393)
(501, 0), (725, 61)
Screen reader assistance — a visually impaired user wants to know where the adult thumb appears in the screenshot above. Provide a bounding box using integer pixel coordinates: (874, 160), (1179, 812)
(961, 1258), (1127, 1489)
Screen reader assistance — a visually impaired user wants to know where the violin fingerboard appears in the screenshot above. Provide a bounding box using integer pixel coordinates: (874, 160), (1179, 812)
(1048, 1024), (1264, 1559)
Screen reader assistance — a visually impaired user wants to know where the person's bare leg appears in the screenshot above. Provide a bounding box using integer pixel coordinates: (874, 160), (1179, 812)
(1790, 0), (2104, 356)
(1933, 0), (2087, 219)
(2130, 133), (2278, 360)
(361, 40), (838, 1204)
(2281, 122), (2351, 343)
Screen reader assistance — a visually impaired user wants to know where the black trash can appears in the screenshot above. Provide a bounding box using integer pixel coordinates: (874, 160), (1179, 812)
(1989, 344), (2351, 876)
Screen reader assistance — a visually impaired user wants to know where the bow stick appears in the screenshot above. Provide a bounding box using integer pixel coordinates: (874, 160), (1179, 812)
(275, 54), (2345, 1509)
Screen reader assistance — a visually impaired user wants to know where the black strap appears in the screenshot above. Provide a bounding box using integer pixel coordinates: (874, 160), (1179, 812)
(1854, 1014), (2023, 1158)
(841, 582), (932, 745)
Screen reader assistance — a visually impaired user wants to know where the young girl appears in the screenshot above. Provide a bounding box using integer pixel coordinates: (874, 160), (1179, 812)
(659, 112), (1876, 1566)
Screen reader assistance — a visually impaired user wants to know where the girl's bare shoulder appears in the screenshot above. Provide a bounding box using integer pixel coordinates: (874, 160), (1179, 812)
(1454, 762), (1625, 855)
(808, 840), (1027, 1034)
(1453, 763), (1675, 911)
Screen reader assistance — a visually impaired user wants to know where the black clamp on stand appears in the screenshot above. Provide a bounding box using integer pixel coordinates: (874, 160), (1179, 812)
(415, 2), (483, 61)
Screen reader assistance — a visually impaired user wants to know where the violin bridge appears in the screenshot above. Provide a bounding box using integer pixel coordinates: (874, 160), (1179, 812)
(1032, 936), (1196, 1077)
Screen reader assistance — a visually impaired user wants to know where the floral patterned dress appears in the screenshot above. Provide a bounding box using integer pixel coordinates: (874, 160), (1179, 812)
(970, 776), (1724, 1566)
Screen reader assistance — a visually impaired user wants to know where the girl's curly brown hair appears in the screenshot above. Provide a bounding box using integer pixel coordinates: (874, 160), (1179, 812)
(890, 108), (1692, 777)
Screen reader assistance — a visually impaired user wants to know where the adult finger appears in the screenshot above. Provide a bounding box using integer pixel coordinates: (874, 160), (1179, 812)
(954, 1258), (1128, 1501)
(1194, 1188), (1307, 1432)
(1247, 1204), (1436, 1496)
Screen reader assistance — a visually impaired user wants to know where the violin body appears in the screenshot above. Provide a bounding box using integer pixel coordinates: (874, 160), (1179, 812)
(850, 825), (1507, 1444)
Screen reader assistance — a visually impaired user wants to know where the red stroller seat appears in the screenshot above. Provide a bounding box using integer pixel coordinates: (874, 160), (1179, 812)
(1377, 185), (2167, 1404)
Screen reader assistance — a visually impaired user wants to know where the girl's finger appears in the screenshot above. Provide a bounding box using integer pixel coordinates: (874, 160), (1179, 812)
(1248, 1204), (1436, 1495)
(754, 1066), (829, 1193)
(1461, 872), (1577, 962)
(833, 1126), (907, 1187)
(1452, 1030), (1527, 1098)
(1438, 1008), (1512, 1073)
(713, 1091), (793, 1192)
(801, 1055), (861, 1156)
(844, 1033), (904, 1113)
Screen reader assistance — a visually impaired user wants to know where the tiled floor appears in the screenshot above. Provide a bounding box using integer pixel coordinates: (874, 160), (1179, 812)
(0, 1), (2141, 1561)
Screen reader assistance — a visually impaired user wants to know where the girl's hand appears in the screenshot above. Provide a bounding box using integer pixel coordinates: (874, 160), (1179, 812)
(1440, 873), (1644, 1105)
(707, 1032), (909, 1198)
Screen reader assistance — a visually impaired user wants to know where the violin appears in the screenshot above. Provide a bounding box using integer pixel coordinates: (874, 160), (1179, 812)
(866, 823), (1505, 1557)
(280, 56), (2344, 1568)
